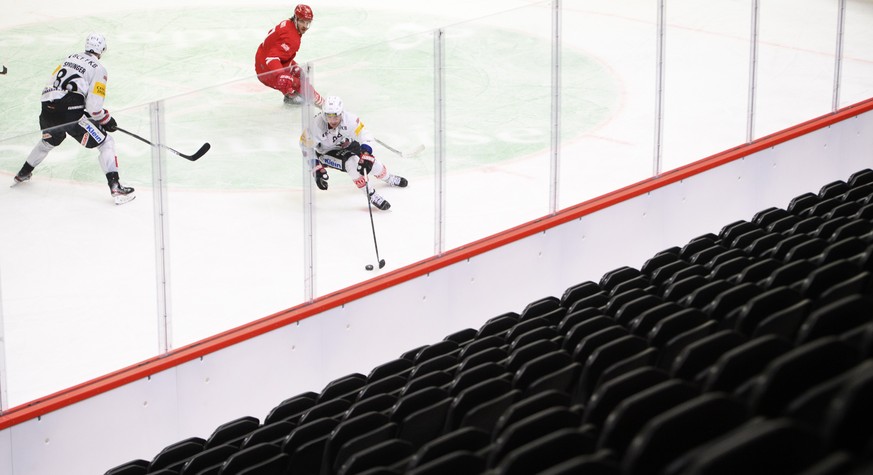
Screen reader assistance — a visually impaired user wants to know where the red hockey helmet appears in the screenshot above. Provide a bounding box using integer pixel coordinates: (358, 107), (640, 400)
(294, 4), (314, 21)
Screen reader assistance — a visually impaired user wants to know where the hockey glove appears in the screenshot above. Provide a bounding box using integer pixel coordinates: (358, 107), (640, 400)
(357, 153), (375, 175)
(313, 164), (329, 190)
(277, 74), (300, 96)
(102, 116), (118, 133)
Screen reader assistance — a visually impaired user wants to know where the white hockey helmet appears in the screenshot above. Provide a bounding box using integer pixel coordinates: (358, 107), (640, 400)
(323, 96), (343, 116)
(85, 33), (107, 55)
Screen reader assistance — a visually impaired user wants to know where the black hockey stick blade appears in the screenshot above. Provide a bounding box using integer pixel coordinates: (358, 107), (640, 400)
(116, 127), (209, 161)
(179, 142), (210, 161)
(0, 65), (7, 75)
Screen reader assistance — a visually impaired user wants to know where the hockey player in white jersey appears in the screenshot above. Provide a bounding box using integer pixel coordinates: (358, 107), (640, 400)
(299, 96), (407, 210)
(12, 33), (135, 205)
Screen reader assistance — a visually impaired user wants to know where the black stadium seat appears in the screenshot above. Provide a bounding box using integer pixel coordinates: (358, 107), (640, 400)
(109, 169), (873, 475)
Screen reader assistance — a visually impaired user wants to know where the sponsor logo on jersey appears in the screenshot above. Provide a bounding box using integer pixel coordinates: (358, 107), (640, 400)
(322, 157), (343, 170)
(355, 120), (364, 136)
(79, 117), (105, 143)
(281, 43), (290, 51)
(93, 82), (106, 97)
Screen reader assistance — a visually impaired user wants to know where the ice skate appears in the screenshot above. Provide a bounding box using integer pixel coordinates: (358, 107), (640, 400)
(384, 174), (408, 188)
(284, 93), (303, 106)
(369, 190), (391, 210)
(11, 173), (31, 187)
(111, 182), (136, 205)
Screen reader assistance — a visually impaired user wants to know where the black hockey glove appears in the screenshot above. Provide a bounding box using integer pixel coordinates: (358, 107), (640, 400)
(103, 116), (118, 133)
(357, 153), (375, 175)
(313, 164), (329, 190)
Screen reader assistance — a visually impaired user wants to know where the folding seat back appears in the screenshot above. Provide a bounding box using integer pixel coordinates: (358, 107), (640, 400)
(445, 377), (512, 432)
(240, 421), (295, 450)
(356, 375), (407, 402)
(493, 427), (597, 475)
(596, 379), (698, 455)
(390, 386), (448, 423)
(821, 359), (873, 452)
(337, 439), (414, 475)
(318, 373), (368, 403)
(600, 266), (644, 293)
(406, 450), (486, 475)
(575, 335), (649, 401)
(219, 442), (280, 475)
(557, 306), (604, 334)
(560, 281), (603, 309)
(449, 361), (508, 397)
(400, 369), (452, 397)
(493, 389), (570, 438)
(581, 366), (669, 428)
(236, 454), (288, 475)
(731, 286), (804, 336)
(669, 329), (747, 382)
(205, 416), (259, 449)
(413, 340), (459, 365)
(702, 334), (793, 393)
(396, 397), (452, 448)
(367, 358), (413, 383)
(407, 426), (490, 471)
(104, 459), (149, 475)
(297, 398), (352, 426)
(614, 295), (664, 326)
(149, 437), (206, 473)
(488, 407), (582, 468)
(561, 316), (618, 354)
(680, 279), (732, 310)
(748, 337), (860, 416)
(512, 350), (572, 391)
(629, 301), (684, 337)
(344, 393), (397, 421)
(621, 393), (749, 475)
(797, 294), (873, 344)
(520, 296), (563, 321)
(321, 411), (392, 475)
(264, 392), (317, 425)
(476, 313), (520, 338)
(677, 418), (823, 475)
(281, 417), (339, 457)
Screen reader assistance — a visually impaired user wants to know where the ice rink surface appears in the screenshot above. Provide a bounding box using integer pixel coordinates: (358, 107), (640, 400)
(1, 0), (872, 406)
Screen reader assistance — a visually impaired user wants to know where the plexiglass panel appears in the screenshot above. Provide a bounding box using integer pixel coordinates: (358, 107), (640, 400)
(840, 0), (873, 108)
(159, 81), (307, 348)
(662, 0), (751, 170)
(0, 104), (158, 406)
(756, 0), (838, 138)
(559, 0), (657, 207)
(304, 30), (436, 297)
(442, 4), (553, 246)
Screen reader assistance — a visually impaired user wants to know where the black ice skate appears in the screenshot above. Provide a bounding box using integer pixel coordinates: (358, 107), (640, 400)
(110, 181), (136, 205)
(11, 173), (31, 187)
(369, 190), (391, 210)
(284, 93), (303, 106)
(384, 174), (408, 188)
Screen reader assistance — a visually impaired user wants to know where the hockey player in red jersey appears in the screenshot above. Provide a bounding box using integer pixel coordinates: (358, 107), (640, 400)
(255, 4), (324, 106)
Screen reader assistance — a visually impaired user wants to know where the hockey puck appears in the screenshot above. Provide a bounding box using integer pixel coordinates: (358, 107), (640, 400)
(365, 264), (374, 271)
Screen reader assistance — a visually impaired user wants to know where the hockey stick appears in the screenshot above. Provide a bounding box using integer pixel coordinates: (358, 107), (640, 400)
(363, 175), (386, 271)
(0, 65), (7, 75)
(375, 138), (425, 159)
(115, 127), (210, 161)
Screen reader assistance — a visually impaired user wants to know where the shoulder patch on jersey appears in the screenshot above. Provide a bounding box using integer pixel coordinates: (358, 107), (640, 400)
(355, 120), (364, 136)
(93, 82), (106, 97)
(281, 43), (290, 52)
